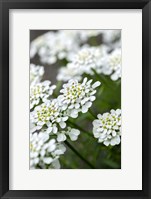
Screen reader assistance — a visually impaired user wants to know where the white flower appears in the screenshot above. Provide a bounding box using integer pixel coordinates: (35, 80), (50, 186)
(102, 48), (121, 81)
(57, 46), (108, 82)
(56, 127), (80, 142)
(30, 81), (56, 109)
(30, 64), (44, 86)
(71, 46), (108, 74)
(92, 109), (121, 146)
(58, 78), (101, 118)
(30, 132), (66, 169)
(30, 99), (68, 133)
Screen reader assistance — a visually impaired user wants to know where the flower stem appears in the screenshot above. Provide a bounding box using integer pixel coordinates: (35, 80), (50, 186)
(92, 68), (112, 89)
(55, 80), (62, 96)
(67, 120), (93, 138)
(88, 109), (96, 119)
(65, 140), (95, 169)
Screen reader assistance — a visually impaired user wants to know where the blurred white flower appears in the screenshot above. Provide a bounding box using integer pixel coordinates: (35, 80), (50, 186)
(102, 48), (121, 81)
(30, 132), (66, 169)
(30, 30), (80, 65)
(30, 64), (44, 85)
(57, 46), (108, 82)
(92, 109), (121, 146)
(58, 78), (101, 118)
(57, 63), (82, 82)
(30, 81), (56, 109)
(30, 99), (68, 133)
(71, 46), (108, 74)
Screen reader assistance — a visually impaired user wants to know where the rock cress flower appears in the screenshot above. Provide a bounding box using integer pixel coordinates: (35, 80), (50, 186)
(93, 109), (121, 146)
(30, 81), (56, 109)
(30, 132), (66, 169)
(58, 78), (101, 118)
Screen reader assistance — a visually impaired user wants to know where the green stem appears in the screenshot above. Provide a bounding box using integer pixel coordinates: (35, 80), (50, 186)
(92, 69), (106, 84)
(92, 69), (113, 89)
(88, 109), (96, 119)
(65, 141), (95, 169)
(55, 80), (62, 96)
(98, 84), (104, 97)
(67, 120), (94, 138)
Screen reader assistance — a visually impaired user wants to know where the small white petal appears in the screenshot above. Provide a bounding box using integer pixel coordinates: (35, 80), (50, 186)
(57, 134), (66, 142)
(59, 121), (66, 129)
(90, 96), (96, 101)
(92, 81), (101, 88)
(82, 105), (88, 113)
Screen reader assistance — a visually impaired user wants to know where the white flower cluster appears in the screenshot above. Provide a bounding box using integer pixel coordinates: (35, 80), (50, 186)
(30, 30), (121, 81)
(101, 48), (121, 81)
(57, 45), (108, 81)
(30, 99), (68, 133)
(30, 81), (56, 109)
(58, 78), (101, 118)
(30, 30), (80, 64)
(92, 109), (121, 146)
(30, 64), (68, 169)
(30, 132), (66, 169)
(58, 46), (121, 82)
(30, 63), (101, 169)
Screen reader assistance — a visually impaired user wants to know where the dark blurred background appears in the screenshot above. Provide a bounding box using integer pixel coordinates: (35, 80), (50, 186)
(30, 30), (49, 42)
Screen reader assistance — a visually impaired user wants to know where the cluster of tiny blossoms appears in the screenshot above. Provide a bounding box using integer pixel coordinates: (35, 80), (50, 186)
(30, 63), (101, 169)
(30, 65), (67, 169)
(57, 46), (121, 82)
(30, 132), (66, 169)
(58, 78), (101, 118)
(92, 109), (121, 146)
(30, 81), (56, 109)
(30, 30), (80, 64)
(30, 30), (121, 72)
(30, 30), (121, 82)
(57, 45), (109, 81)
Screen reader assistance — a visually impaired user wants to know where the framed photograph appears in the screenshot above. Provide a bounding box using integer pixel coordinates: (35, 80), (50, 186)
(0, 0), (150, 198)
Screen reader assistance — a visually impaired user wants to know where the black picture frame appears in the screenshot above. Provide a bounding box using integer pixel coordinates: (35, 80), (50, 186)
(0, 0), (150, 198)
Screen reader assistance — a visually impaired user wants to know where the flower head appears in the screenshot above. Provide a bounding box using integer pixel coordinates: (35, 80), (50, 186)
(71, 46), (108, 74)
(30, 132), (66, 169)
(30, 99), (68, 133)
(102, 48), (121, 81)
(30, 30), (80, 64)
(30, 81), (56, 109)
(58, 78), (101, 118)
(93, 109), (121, 146)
